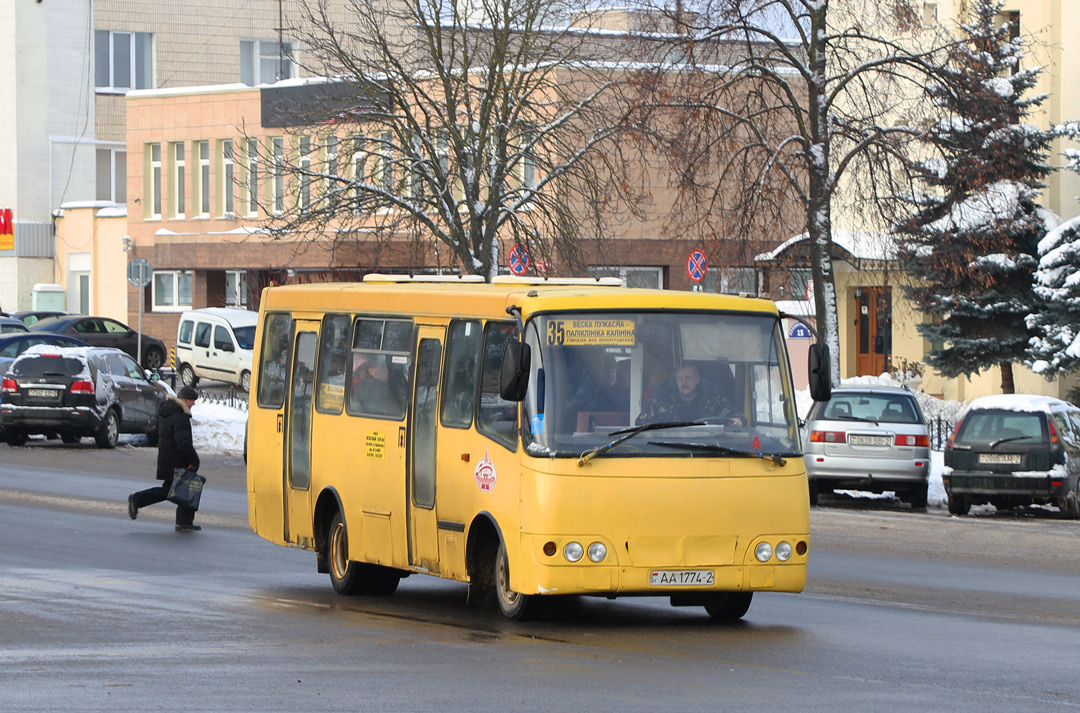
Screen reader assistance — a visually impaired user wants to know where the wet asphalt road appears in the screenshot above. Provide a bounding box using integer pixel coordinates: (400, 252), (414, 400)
(1, 442), (1079, 712)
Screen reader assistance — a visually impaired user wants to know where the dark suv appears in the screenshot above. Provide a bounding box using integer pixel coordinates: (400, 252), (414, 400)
(944, 395), (1080, 518)
(0, 346), (168, 448)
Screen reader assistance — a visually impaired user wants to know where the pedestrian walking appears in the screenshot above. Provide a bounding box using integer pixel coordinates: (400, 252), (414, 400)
(128, 385), (203, 531)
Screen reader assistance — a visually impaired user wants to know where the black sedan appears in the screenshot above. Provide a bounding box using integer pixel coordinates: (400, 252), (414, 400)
(30, 316), (168, 369)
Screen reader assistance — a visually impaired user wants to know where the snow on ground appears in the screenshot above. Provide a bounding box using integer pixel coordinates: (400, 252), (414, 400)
(118, 400), (248, 457)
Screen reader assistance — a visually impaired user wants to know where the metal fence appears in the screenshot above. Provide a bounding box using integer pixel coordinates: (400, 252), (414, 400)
(152, 368), (249, 412)
(928, 416), (955, 451)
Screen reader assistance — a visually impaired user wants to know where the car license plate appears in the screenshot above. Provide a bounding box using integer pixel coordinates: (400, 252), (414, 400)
(649, 570), (714, 586)
(979, 453), (1022, 465)
(848, 434), (891, 447)
(27, 389), (57, 398)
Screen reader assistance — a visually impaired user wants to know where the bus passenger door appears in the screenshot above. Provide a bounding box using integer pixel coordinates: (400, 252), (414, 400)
(285, 325), (318, 548)
(408, 327), (444, 572)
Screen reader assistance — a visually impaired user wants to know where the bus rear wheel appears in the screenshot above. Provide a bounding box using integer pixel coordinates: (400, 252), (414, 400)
(495, 540), (534, 620)
(703, 592), (753, 622)
(328, 512), (365, 595)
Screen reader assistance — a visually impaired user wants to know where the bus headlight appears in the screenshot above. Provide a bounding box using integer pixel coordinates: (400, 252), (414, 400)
(775, 541), (793, 562)
(755, 542), (773, 562)
(563, 542), (584, 562)
(587, 542), (607, 563)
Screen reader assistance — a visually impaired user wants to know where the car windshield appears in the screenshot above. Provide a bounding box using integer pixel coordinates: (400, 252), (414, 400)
(817, 392), (921, 424)
(234, 326), (256, 350)
(9, 355), (85, 378)
(522, 311), (800, 458)
(954, 411), (1046, 445)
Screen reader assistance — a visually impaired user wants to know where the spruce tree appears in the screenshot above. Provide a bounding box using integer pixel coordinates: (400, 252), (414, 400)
(895, 0), (1054, 394)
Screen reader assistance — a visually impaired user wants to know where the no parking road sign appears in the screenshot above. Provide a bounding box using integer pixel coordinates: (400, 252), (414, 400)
(508, 244), (530, 276)
(686, 249), (708, 283)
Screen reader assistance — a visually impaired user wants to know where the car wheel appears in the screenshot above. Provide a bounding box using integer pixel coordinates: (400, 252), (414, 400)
(240, 370), (251, 393)
(1062, 482), (1080, 520)
(908, 484), (928, 510)
(808, 479), (819, 506)
(60, 434), (80, 444)
(5, 431), (27, 447)
(703, 592), (753, 622)
(495, 540), (534, 620)
(142, 347), (164, 370)
(179, 364), (199, 388)
(145, 424), (159, 447)
(947, 494), (970, 516)
(94, 409), (119, 449)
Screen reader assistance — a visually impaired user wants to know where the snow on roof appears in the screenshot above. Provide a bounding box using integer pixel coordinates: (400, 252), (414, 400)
(967, 393), (1076, 413)
(755, 230), (898, 263)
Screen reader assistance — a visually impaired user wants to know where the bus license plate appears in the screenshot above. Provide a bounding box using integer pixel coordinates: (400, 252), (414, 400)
(649, 570), (714, 586)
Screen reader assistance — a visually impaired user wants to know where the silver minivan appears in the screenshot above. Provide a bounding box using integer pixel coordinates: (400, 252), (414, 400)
(175, 308), (258, 391)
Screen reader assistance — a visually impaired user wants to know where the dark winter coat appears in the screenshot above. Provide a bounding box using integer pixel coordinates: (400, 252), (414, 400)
(156, 396), (200, 480)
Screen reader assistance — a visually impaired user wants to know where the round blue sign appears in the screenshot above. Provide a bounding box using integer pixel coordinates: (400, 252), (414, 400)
(508, 244), (530, 276)
(686, 249), (708, 283)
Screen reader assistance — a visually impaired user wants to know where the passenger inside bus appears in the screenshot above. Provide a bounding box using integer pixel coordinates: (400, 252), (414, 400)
(637, 363), (744, 426)
(350, 353), (401, 417)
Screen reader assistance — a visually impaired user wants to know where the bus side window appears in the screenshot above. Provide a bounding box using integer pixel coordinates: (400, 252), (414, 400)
(257, 312), (292, 409)
(441, 319), (482, 428)
(476, 321), (519, 450)
(315, 314), (350, 414)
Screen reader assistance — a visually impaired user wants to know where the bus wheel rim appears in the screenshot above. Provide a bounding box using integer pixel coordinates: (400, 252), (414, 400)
(330, 522), (347, 580)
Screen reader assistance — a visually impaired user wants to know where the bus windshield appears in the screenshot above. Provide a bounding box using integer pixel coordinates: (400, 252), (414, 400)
(522, 311), (800, 459)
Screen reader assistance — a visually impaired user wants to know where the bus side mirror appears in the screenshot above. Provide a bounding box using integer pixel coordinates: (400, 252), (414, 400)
(500, 342), (531, 401)
(808, 343), (832, 402)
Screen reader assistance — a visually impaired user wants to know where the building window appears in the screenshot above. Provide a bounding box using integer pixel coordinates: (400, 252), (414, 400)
(246, 138), (259, 217)
(148, 143), (161, 219)
(220, 139), (235, 216)
(325, 135), (338, 207)
(95, 31), (152, 92)
(789, 269), (812, 300)
(517, 126), (536, 190)
(718, 267), (759, 295)
(172, 142), (186, 218)
(240, 39), (294, 85)
(377, 131), (394, 193)
(225, 270), (247, 308)
(152, 271), (193, 311)
(351, 135), (365, 206)
(921, 2), (937, 26)
(96, 148), (127, 204)
(272, 137), (285, 214)
(588, 266), (663, 289)
(197, 141), (210, 218)
(298, 136), (312, 211)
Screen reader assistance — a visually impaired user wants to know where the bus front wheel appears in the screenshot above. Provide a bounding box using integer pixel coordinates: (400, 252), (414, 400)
(703, 592), (753, 622)
(328, 512), (364, 595)
(495, 540), (534, 620)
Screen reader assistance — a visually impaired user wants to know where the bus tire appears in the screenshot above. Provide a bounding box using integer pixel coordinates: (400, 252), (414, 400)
(495, 540), (534, 620)
(328, 512), (365, 595)
(704, 592), (752, 622)
(364, 565), (401, 596)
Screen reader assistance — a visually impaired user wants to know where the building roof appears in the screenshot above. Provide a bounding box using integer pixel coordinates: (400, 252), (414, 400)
(754, 231), (899, 265)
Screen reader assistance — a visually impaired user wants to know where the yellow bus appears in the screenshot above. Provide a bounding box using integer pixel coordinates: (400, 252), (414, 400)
(246, 275), (830, 620)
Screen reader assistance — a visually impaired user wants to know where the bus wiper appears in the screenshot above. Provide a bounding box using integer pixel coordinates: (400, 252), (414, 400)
(647, 440), (788, 465)
(578, 421), (706, 466)
(990, 435), (1032, 448)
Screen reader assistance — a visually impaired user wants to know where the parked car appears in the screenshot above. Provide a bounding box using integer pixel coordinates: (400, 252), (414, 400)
(0, 333), (89, 374)
(803, 385), (931, 508)
(0, 317), (30, 334)
(30, 315), (167, 369)
(175, 308), (258, 391)
(0, 345), (168, 448)
(10, 310), (69, 327)
(943, 394), (1080, 518)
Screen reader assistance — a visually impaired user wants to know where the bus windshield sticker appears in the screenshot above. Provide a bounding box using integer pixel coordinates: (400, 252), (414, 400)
(365, 432), (386, 459)
(474, 449), (496, 492)
(546, 319), (635, 346)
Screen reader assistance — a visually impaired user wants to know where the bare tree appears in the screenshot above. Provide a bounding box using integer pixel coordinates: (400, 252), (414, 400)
(250, 0), (641, 279)
(630, 0), (955, 382)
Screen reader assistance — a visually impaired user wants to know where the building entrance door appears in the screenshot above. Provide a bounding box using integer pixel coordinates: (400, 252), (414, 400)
(854, 287), (891, 377)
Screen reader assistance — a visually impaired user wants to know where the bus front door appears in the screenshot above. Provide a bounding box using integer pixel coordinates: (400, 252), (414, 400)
(285, 326), (318, 548)
(408, 327), (444, 572)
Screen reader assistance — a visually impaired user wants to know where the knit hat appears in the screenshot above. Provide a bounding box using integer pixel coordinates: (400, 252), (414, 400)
(177, 386), (199, 401)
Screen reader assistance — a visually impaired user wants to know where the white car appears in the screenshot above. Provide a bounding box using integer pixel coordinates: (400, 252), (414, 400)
(175, 308), (258, 391)
(803, 385), (931, 509)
